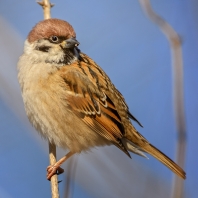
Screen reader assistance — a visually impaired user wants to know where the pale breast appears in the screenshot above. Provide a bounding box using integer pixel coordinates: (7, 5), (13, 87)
(18, 59), (110, 152)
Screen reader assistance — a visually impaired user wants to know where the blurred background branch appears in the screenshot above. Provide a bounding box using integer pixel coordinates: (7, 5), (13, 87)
(64, 157), (78, 198)
(138, 0), (187, 197)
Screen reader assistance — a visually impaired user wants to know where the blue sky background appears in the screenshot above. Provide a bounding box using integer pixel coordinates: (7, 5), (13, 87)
(0, 0), (198, 197)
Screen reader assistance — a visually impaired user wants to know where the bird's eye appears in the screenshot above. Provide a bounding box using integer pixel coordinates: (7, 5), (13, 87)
(50, 36), (59, 43)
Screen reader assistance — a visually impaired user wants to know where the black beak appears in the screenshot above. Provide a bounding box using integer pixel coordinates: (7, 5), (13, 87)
(65, 38), (80, 48)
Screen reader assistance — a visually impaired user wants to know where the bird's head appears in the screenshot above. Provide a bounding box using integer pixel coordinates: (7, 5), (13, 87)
(25, 18), (80, 66)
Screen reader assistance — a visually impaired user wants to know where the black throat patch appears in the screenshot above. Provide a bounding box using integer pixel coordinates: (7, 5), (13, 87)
(45, 47), (80, 65)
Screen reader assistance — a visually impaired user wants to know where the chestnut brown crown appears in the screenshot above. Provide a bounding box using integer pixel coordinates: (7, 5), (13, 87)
(27, 18), (76, 43)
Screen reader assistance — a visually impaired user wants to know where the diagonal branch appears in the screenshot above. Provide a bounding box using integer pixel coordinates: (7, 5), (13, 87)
(64, 157), (78, 198)
(138, 1), (186, 198)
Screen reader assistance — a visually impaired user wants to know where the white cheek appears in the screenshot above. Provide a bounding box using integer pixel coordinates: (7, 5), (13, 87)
(24, 39), (64, 64)
(22, 39), (78, 67)
(47, 47), (65, 62)
(24, 40), (34, 54)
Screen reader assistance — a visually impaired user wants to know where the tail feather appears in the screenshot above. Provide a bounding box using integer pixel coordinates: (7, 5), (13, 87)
(143, 143), (186, 179)
(126, 130), (186, 179)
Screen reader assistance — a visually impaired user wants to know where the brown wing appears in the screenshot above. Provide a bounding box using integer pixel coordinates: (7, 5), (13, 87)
(59, 61), (130, 157)
(79, 53), (142, 127)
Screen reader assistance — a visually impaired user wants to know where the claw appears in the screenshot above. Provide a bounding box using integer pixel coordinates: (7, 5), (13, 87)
(45, 151), (74, 180)
(46, 165), (64, 180)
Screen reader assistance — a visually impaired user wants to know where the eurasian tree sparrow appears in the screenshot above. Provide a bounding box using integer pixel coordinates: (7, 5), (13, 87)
(17, 19), (186, 180)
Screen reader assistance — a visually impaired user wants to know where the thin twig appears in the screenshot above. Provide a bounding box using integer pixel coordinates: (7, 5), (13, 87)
(48, 143), (60, 198)
(37, 1), (59, 198)
(37, 0), (54, 19)
(138, 1), (186, 198)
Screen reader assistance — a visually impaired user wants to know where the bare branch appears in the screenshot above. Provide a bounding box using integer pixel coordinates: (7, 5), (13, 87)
(138, 1), (186, 198)
(48, 143), (60, 198)
(37, 0), (54, 19)
(37, 1), (59, 198)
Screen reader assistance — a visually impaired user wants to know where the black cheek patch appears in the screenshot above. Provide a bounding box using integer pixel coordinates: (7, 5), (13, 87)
(35, 46), (51, 52)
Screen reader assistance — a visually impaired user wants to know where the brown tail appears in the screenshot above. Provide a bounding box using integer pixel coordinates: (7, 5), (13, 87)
(143, 143), (186, 179)
(128, 131), (186, 179)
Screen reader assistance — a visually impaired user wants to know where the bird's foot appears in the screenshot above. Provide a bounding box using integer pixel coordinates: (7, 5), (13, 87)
(46, 165), (64, 180)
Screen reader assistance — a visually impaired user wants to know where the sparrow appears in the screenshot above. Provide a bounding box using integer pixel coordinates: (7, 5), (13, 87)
(17, 18), (186, 180)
